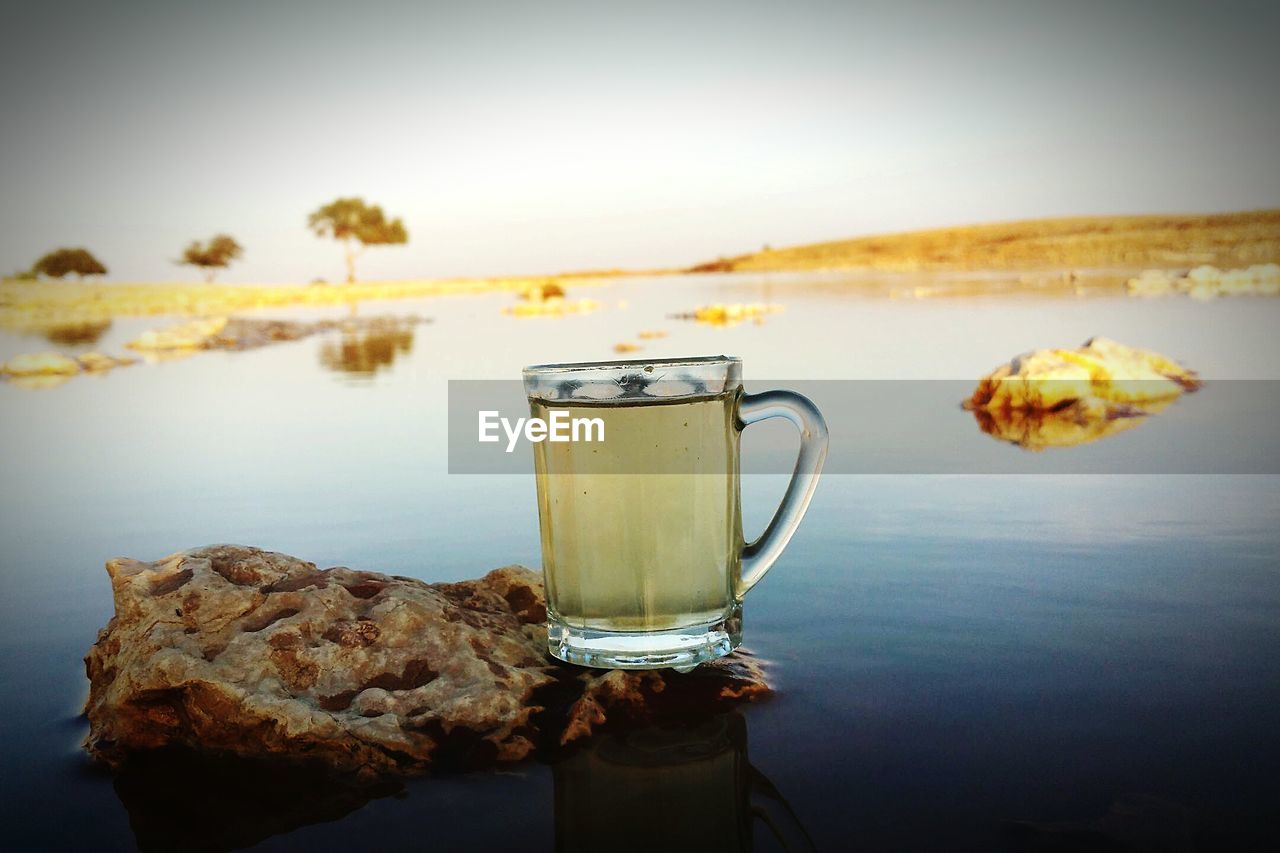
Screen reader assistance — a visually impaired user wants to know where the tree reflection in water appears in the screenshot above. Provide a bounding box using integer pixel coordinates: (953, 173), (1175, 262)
(41, 319), (113, 346)
(318, 317), (418, 377)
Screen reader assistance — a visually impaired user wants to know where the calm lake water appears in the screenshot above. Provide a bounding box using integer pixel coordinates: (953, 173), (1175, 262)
(2, 272), (1279, 850)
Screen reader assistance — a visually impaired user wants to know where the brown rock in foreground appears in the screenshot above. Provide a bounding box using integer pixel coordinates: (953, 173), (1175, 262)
(84, 545), (768, 778)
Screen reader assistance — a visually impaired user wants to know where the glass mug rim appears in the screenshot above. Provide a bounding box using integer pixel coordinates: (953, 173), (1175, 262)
(523, 354), (742, 404)
(523, 354), (739, 376)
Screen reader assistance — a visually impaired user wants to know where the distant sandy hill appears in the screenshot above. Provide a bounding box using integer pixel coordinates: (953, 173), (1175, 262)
(688, 210), (1280, 273)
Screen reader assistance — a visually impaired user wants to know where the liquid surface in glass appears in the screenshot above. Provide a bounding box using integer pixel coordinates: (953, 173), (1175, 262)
(531, 391), (742, 631)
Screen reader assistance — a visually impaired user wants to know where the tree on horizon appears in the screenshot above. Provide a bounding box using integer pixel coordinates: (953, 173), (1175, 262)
(30, 247), (107, 280)
(179, 234), (244, 282)
(307, 197), (408, 284)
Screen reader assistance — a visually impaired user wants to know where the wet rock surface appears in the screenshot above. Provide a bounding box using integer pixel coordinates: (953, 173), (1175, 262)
(84, 545), (769, 779)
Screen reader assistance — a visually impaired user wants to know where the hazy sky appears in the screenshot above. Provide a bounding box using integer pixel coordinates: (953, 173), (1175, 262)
(1, 0), (1277, 282)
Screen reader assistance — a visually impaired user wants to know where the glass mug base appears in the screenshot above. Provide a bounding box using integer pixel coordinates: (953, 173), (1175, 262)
(547, 603), (743, 672)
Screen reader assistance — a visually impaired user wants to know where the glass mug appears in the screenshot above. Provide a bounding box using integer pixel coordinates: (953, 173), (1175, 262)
(522, 355), (827, 670)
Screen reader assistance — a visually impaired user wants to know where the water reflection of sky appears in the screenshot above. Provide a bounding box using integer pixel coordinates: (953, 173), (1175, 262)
(1, 272), (1278, 848)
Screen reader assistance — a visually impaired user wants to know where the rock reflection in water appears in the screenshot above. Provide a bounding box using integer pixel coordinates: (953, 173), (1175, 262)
(40, 319), (112, 346)
(108, 747), (400, 852)
(554, 712), (815, 853)
(318, 317), (418, 376)
(968, 399), (1173, 451)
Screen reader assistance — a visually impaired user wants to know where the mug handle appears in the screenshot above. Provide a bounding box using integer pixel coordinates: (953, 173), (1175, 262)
(736, 389), (829, 598)
(749, 766), (820, 852)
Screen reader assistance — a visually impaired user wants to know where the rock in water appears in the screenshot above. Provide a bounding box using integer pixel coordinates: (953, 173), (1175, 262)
(1, 350), (82, 376)
(126, 317), (230, 350)
(1, 351), (86, 390)
(76, 351), (138, 372)
(84, 545), (768, 778)
(966, 336), (1201, 412)
(963, 337), (1201, 450)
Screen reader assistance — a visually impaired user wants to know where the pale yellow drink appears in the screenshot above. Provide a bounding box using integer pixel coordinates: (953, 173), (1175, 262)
(530, 392), (742, 632)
